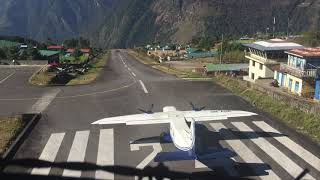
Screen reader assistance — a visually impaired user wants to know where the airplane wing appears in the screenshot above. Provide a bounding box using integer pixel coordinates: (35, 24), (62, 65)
(183, 110), (257, 122)
(92, 112), (170, 125)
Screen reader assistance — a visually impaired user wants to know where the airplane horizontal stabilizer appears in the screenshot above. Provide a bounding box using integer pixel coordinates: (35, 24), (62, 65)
(130, 136), (161, 144)
(196, 148), (236, 160)
(154, 148), (236, 162)
(154, 151), (196, 162)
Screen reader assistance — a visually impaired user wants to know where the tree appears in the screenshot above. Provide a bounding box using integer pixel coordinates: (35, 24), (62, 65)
(7, 47), (19, 60)
(30, 48), (42, 60)
(63, 38), (78, 48)
(72, 48), (82, 58)
(301, 30), (320, 47)
(0, 48), (6, 59)
(19, 49), (28, 60)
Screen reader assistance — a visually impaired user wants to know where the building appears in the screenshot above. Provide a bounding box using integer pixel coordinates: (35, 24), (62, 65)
(243, 39), (303, 82)
(204, 63), (248, 76)
(39, 50), (60, 64)
(0, 40), (22, 48)
(47, 45), (64, 51)
(274, 48), (320, 99)
(184, 48), (216, 59)
(66, 48), (75, 53)
(80, 48), (91, 56)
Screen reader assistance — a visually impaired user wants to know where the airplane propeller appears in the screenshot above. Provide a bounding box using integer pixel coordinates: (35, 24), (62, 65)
(190, 102), (205, 111)
(138, 104), (154, 114)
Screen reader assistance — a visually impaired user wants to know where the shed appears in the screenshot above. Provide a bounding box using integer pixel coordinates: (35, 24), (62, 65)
(39, 50), (60, 64)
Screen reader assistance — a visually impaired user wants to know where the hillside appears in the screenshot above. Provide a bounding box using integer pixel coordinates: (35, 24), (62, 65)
(0, 0), (319, 48)
(0, 0), (112, 42)
(95, 0), (320, 48)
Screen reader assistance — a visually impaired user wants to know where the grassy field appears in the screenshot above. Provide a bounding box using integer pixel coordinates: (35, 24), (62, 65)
(212, 76), (320, 143)
(0, 116), (25, 156)
(67, 51), (110, 85)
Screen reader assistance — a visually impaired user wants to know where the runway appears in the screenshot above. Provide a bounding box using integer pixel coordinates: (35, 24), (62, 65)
(1, 50), (319, 179)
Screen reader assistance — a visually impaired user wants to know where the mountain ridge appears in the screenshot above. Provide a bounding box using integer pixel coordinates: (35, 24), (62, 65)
(0, 0), (319, 48)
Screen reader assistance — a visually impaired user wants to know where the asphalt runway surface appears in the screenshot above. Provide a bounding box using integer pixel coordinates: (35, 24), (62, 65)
(1, 50), (320, 179)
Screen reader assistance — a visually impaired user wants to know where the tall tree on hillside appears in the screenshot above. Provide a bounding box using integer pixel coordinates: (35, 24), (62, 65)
(72, 48), (82, 58)
(0, 48), (6, 59)
(7, 47), (19, 60)
(302, 30), (320, 47)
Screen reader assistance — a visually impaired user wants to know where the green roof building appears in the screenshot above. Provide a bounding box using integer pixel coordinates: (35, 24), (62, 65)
(204, 63), (248, 75)
(0, 40), (22, 48)
(39, 50), (60, 63)
(185, 48), (216, 59)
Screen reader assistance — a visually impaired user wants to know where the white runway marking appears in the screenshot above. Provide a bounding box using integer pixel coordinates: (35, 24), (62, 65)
(30, 89), (60, 113)
(139, 80), (149, 94)
(128, 67), (131, 71)
(130, 143), (162, 180)
(31, 133), (65, 175)
(95, 129), (114, 180)
(63, 131), (90, 178)
(210, 123), (280, 180)
(232, 122), (315, 180)
(0, 72), (15, 84)
(131, 72), (136, 77)
(253, 121), (320, 172)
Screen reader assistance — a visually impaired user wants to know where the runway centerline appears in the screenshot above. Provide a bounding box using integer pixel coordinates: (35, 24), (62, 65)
(139, 80), (149, 94)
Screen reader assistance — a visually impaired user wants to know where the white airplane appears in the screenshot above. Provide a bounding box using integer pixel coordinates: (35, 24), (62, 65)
(92, 104), (257, 162)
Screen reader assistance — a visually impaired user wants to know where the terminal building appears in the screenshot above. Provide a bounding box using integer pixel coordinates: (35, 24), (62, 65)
(243, 39), (304, 82)
(274, 48), (320, 99)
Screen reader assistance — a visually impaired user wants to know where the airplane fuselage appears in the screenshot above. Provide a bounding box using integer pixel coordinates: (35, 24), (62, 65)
(163, 106), (195, 152)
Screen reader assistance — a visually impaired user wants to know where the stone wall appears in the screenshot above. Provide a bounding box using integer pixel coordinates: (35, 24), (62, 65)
(240, 79), (320, 114)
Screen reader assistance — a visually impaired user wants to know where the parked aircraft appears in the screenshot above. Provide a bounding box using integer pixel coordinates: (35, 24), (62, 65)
(92, 103), (257, 162)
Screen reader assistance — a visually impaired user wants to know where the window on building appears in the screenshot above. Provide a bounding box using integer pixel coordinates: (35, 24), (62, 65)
(296, 61), (301, 69)
(259, 63), (263, 70)
(251, 73), (255, 80)
(252, 61), (255, 67)
(295, 81), (300, 93)
(289, 79), (293, 90)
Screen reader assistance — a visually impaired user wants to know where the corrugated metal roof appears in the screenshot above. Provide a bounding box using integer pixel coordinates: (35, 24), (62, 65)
(205, 63), (248, 72)
(286, 48), (320, 58)
(244, 39), (304, 51)
(0, 40), (22, 48)
(39, 50), (60, 57)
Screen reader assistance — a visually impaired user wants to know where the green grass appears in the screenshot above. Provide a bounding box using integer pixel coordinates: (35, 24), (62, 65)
(30, 52), (109, 86)
(67, 52), (110, 85)
(0, 116), (24, 156)
(212, 76), (320, 143)
(29, 71), (55, 86)
(60, 55), (89, 63)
